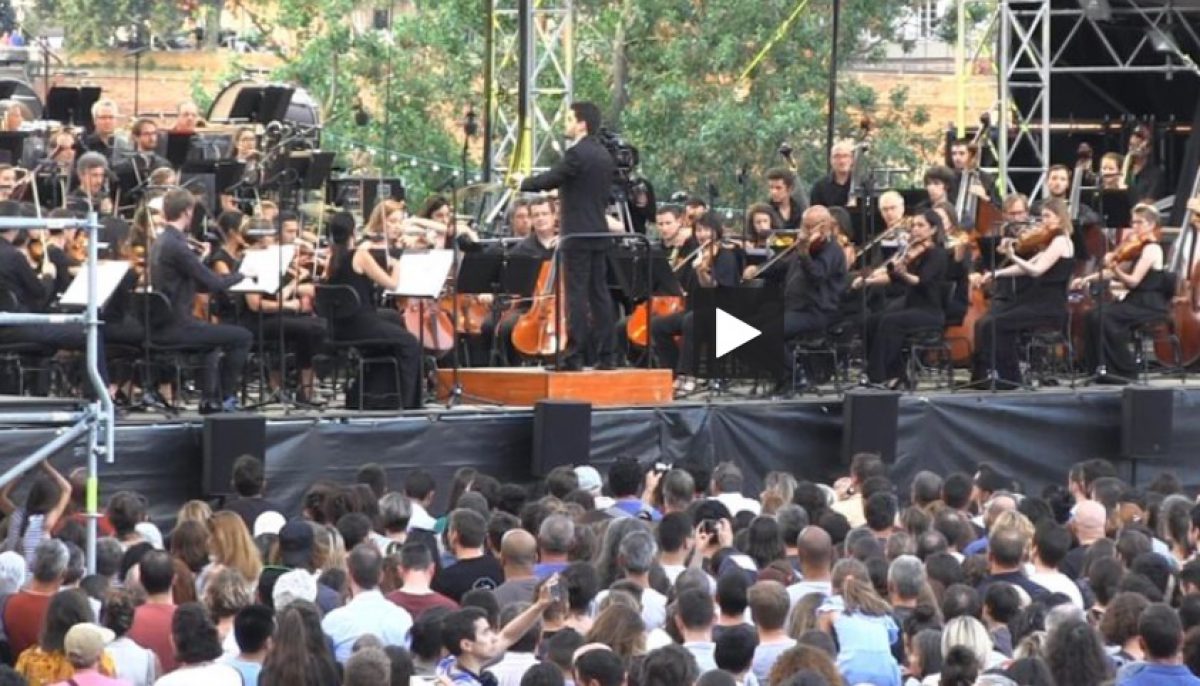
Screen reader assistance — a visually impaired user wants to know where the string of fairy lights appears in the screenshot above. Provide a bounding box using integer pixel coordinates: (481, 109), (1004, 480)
(321, 131), (485, 184)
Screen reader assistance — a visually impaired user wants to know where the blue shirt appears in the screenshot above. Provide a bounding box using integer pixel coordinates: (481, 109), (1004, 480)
(609, 498), (662, 521)
(534, 561), (569, 580)
(225, 658), (262, 686)
(1118, 663), (1200, 686)
(321, 588), (413, 663)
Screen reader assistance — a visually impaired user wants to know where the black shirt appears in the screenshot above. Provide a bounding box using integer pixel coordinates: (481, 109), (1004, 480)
(45, 244), (75, 297)
(1130, 162), (1166, 203)
(0, 236), (52, 312)
(221, 496), (284, 534)
(784, 238), (847, 314)
(511, 235), (555, 260)
(894, 245), (948, 312)
(769, 194), (808, 231)
(809, 175), (851, 208)
(430, 554), (504, 603)
(150, 225), (243, 325)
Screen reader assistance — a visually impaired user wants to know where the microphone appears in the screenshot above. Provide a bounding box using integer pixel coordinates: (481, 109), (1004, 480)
(463, 107), (479, 137)
(778, 142), (794, 162)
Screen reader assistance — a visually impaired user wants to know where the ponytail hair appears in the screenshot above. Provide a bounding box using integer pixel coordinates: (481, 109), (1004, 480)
(832, 558), (891, 616)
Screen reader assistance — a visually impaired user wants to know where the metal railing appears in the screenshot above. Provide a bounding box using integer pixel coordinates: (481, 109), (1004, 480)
(0, 212), (113, 573)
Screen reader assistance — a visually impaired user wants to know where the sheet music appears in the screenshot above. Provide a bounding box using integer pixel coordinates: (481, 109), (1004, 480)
(60, 260), (131, 308)
(387, 249), (455, 299)
(231, 245), (296, 294)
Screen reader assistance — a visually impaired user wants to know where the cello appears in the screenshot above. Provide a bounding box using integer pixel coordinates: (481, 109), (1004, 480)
(511, 253), (569, 357)
(1157, 180), (1200, 366)
(625, 242), (697, 348)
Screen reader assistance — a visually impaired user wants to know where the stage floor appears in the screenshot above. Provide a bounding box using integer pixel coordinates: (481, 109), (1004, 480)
(2, 381), (1200, 525)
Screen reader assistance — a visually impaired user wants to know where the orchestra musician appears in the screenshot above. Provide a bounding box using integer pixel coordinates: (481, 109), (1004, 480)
(1031, 165), (1071, 215)
(171, 101), (203, 135)
(207, 210), (250, 324)
(1, 101), (29, 132)
(649, 211), (740, 394)
(746, 206), (847, 386)
(507, 198), (532, 238)
(486, 196), (558, 366)
(923, 166), (955, 210)
(809, 141), (855, 209)
(856, 209), (949, 386)
(657, 206), (696, 255)
(681, 198), (708, 231)
(0, 164), (18, 202)
(742, 203), (780, 250)
(932, 201), (971, 325)
(766, 168), (808, 231)
(1125, 124), (1165, 202)
(1099, 153), (1123, 191)
(66, 152), (114, 217)
(519, 101), (617, 371)
(39, 128), (77, 209)
(239, 222), (329, 406)
(973, 193), (1031, 289)
(117, 119), (173, 189)
(949, 138), (1000, 217)
(972, 197), (1075, 387)
(83, 99), (131, 160)
(1074, 203), (1170, 382)
(221, 127), (260, 214)
(149, 188), (252, 414)
(0, 201), (101, 395)
(324, 211), (422, 408)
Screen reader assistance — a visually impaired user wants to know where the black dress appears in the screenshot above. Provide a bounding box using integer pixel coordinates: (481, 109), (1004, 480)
(650, 247), (740, 375)
(1083, 256), (1170, 378)
(972, 252), (1075, 384)
(865, 245), (948, 383)
(327, 251), (422, 408)
(239, 270), (328, 371)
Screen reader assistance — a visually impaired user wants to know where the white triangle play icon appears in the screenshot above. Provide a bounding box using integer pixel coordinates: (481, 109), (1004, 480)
(715, 308), (761, 358)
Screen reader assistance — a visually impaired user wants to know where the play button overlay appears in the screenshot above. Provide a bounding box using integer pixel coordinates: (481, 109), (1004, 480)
(716, 308), (761, 358)
(691, 286), (785, 381)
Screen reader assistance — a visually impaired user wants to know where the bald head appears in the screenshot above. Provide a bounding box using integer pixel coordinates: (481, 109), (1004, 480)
(797, 525), (833, 571)
(501, 528), (538, 570)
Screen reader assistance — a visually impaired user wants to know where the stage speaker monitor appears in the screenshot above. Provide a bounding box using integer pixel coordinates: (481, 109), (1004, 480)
(841, 389), (900, 464)
(532, 400), (592, 477)
(1122, 386), (1174, 459)
(202, 414), (267, 497)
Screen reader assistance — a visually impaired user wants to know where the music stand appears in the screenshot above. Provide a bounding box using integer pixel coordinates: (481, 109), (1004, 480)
(1099, 189), (1133, 232)
(164, 133), (193, 168)
(0, 131), (26, 165)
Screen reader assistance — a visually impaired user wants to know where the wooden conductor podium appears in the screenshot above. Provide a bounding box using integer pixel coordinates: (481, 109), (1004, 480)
(435, 367), (673, 407)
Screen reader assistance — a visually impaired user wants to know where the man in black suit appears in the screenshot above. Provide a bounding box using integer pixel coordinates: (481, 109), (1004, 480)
(150, 188), (251, 412)
(519, 101), (617, 370)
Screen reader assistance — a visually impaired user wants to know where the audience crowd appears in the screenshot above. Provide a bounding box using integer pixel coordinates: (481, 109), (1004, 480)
(0, 453), (1197, 686)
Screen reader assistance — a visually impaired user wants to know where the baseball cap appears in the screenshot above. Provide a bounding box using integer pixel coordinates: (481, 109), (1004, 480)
(273, 568), (318, 611)
(65, 623), (115, 665)
(278, 520), (315, 569)
(574, 466), (603, 494)
(254, 511), (286, 538)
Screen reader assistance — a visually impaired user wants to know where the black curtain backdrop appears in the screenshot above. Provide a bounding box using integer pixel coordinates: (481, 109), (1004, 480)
(3, 388), (1200, 527)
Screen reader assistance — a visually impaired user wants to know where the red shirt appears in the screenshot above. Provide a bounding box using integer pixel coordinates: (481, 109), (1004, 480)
(386, 589), (458, 619)
(127, 602), (177, 673)
(52, 512), (116, 538)
(3, 590), (53, 657)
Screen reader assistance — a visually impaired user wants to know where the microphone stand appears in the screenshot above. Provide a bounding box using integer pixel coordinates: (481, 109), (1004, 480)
(852, 167), (888, 389)
(445, 108), (480, 409)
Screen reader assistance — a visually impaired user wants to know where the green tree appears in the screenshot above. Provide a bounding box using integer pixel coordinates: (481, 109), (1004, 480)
(27, 0), (182, 51)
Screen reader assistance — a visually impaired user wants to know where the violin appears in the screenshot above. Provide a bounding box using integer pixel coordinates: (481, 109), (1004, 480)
(1011, 222), (1060, 258)
(1106, 232), (1156, 266)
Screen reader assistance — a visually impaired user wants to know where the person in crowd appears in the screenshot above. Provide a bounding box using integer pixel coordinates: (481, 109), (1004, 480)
(5, 539), (70, 657)
(101, 587), (159, 686)
(748, 581), (796, 685)
(387, 541), (458, 619)
(220, 456), (283, 534)
(431, 509), (503, 603)
(16, 589), (115, 686)
(259, 601), (339, 686)
(322, 543), (413, 662)
(152, 603), (242, 685)
(47, 623), (126, 686)
(534, 515), (574, 580)
(674, 588), (717, 671)
(203, 568), (254, 658)
(572, 648), (625, 686)
(404, 470), (440, 532)
(1117, 603), (1200, 685)
(494, 530), (540, 608)
(126, 551), (177, 674)
(0, 462), (72, 566)
(485, 603), (542, 686)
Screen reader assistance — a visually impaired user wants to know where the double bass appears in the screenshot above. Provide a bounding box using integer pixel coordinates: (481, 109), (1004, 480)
(1157, 179), (1200, 366)
(511, 253), (569, 357)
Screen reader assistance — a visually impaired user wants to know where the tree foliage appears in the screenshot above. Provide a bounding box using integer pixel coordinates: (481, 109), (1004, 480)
(28, 0), (181, 49)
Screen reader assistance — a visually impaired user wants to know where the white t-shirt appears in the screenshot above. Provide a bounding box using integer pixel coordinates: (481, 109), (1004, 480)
(153, 662), (243, 686)
(1029, 569), (1084, 607)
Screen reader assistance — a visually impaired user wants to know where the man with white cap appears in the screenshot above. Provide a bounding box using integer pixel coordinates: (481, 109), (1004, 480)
(573, 466), (613, 510)
(48, 623), (127, 686)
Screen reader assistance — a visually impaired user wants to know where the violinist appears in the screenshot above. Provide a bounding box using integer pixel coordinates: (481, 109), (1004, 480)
(324, 211), (422, 408)
(972, 197), (1075, 387)
(650, 211), (740, 394)
(150, 189), (252, 414)
(857, 209), (949, 386)
(207, 210), (250, 324)
(932, 201), (972, 325)
(742, 203), (780, 251)
(1075, 204), (1169, 383)
(239, 222), (329, 406)
(657, 206), (696, 257)
(748, 206), (847, 385)
(414, 195), (479, 251)
(41, 217), (80, 297)
(364, 199), (407, 253)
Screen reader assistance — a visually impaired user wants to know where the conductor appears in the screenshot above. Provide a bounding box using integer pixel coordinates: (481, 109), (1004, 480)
(519, 101), (617, 371)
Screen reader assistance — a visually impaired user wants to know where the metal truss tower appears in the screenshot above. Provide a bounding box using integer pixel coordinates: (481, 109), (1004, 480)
(999, 0), (1200, 198)
(483, 0), (574, 182)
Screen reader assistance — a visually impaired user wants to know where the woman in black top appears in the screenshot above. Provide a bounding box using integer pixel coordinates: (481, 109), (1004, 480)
(325, 212), (422, 408)
(859, 209), (949, 385)
(1076, 203), (1170, 382)
(207, 210), (247, 324)
(972, 197), (1075, 387)
(650, 211), (741, 394)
